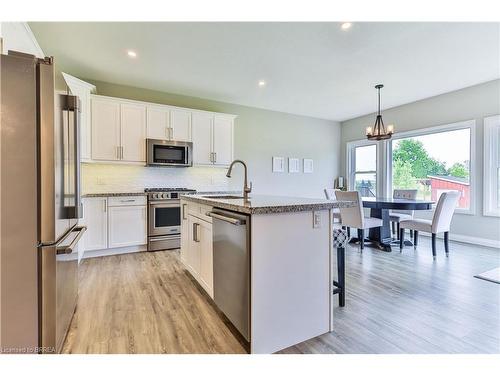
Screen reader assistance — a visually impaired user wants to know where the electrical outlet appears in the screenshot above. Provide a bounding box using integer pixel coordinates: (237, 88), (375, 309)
(313, 211), (321, 228)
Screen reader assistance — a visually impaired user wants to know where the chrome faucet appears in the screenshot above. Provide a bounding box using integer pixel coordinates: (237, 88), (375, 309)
(226, 160), (252, 201)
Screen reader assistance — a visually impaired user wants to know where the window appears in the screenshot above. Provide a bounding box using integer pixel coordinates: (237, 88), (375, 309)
(484, 115), (500, 217)
(349, 143), (377, 197)
(389, 121), (474, 213)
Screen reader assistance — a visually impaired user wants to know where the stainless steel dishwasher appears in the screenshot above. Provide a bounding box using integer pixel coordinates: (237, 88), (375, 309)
(207, 208), (250, 341)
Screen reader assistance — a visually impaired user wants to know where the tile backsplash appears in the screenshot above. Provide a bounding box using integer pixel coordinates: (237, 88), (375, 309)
(82, 163), (233, 194)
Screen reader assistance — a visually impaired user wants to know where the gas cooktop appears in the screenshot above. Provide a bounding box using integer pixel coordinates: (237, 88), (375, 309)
(144, 187), (196, 192)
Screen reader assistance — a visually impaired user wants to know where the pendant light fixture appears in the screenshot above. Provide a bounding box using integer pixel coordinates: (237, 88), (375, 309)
(366, 84), (394, 141)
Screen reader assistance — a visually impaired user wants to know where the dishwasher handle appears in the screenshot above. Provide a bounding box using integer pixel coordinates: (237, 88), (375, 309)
(207, 211), (246, 226)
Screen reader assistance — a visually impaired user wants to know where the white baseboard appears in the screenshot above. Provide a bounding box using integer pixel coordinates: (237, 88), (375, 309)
(82, 245), (146, 259)
(418, 231), (500, 249)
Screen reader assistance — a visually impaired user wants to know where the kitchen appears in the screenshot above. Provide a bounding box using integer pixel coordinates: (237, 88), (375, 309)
(1, 16), (499, 366)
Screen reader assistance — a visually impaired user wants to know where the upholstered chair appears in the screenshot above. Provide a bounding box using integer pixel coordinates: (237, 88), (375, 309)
(390, 189), (418, 239)
(335, 191), (383, 250)
(400, 191), (460, 259)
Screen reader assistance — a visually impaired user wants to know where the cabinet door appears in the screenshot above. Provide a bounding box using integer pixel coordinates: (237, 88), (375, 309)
(180, 201), (189, 264)
(91, 97), (120, 161)
(121, 103), (147, 162)
(170, 108), (191, 142)
(82, 198), (108, 251)
(198, 219), (214, 297)
(187, 215), (201, 275)
(108, 205), (147, 248)
(192, 112), (213, 165)
(212, 115), (233, 166)
(147, 105), (170, 140)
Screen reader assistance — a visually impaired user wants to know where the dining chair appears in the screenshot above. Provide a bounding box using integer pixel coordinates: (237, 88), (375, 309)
(399, 191), (460, 259)
(324, 188), (342, 223)
(335, 190), (383, 250)
(390, 189), (418, 239)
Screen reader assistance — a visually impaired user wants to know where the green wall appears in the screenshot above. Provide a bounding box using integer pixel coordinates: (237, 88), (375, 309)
(84, 79), (342, 198)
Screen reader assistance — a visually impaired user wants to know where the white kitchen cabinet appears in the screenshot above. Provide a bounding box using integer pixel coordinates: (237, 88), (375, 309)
(184, 209), (213, 298)
(192, 112), (213, 165)
(82, 197), (108, 252)
(192, 112), (234, 167)
(120, 103), (146, 162)
(62, 73), (96, 162)
(108, 205), (147, 248)
(180, 201), (189, 264)
(170, 108), (191, 142)
(91, 97), (121, 161)
(212, 115), (233, 166)
(187, 215), (201, 275)
(147, 105), (170, 140)
(197, 218), (213, 297)
(90, 94), (234, 165)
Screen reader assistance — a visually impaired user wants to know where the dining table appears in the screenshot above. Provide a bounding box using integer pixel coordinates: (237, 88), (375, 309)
(357, 197), (435, 252)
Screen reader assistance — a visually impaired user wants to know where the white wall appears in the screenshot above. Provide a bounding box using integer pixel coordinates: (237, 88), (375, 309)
(0, 22), (44, 57)
(341, 80), (500, 246)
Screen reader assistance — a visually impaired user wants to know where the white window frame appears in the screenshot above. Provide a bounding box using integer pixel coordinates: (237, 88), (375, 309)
(386, 119), (476, 215)
(483, 115), (500, 217)
(346, 139), (383, 197)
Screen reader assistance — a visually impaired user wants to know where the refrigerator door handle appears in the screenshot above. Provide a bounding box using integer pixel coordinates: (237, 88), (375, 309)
(55, 226), (86, 255)
(63, 95), (82, 219)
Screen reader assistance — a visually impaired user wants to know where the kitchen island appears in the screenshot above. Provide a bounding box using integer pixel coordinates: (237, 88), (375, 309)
(180, 194), (355, 354)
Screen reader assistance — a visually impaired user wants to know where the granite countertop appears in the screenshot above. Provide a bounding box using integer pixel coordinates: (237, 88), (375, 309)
(82, 192), (147, 198)
(181, 194), (357, 215)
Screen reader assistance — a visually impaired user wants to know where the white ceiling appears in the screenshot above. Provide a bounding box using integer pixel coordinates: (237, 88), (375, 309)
(30, 22), (500, 121)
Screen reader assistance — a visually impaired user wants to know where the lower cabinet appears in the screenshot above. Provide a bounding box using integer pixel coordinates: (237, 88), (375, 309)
(108, 205), (147, 248)
(181, 202), (214, 298)
(82, 196), (147, 256)
(82, 197), (108, 251)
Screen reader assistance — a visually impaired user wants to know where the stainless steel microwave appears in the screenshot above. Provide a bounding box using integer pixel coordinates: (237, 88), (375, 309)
(146, 139), (193, 167)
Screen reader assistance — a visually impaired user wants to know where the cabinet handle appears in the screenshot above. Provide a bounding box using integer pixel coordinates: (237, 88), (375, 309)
(182, 203), (187, 220)
(192, 222), (198, 242)
(103, 199), (107, 212)
(170, 127), (174, 140)
(120, 146), (124, 159)
(213, 152), (217, 163)
(120, 199), (135, 203)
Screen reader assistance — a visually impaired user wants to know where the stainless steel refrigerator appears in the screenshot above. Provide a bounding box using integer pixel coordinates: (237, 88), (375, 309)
(0, 51), (86, 353)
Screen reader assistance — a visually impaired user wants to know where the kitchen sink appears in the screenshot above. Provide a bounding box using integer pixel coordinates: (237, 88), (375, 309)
(202, 195), (245, 200)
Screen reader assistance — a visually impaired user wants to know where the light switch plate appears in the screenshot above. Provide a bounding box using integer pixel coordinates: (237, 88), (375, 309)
(304, 158), (314, 173)
(272, 156), (285, 172)
(288, 158), (300, 173)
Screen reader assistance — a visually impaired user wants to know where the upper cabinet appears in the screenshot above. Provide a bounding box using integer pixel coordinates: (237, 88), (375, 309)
(62, 73), (96, 162)
(88, 94), (235, 167)
(147, 105), (170, 140)
(192, 112), (213, 165)
(170, 108), (191, 142)
(212, 115), (234, 166)
(120, 103), (146, 162)
(91, 97), (121, 161)
(192, 113), (234, 167)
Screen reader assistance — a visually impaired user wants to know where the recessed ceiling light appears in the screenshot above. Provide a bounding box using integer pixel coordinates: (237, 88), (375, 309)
(341, 22), (352, 30)
(127, 50), (137, 58)
(258, 80), (266, 87)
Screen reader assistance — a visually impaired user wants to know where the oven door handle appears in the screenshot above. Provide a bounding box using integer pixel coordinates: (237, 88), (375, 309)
(148, 200), (180, 206)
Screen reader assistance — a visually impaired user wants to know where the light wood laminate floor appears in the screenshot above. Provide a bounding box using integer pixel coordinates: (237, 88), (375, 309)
(63, 238), (500, 354)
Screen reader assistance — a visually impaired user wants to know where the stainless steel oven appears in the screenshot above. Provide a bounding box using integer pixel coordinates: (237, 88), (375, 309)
(146, 139), (193, 167)
(146, 188), (196, 251)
